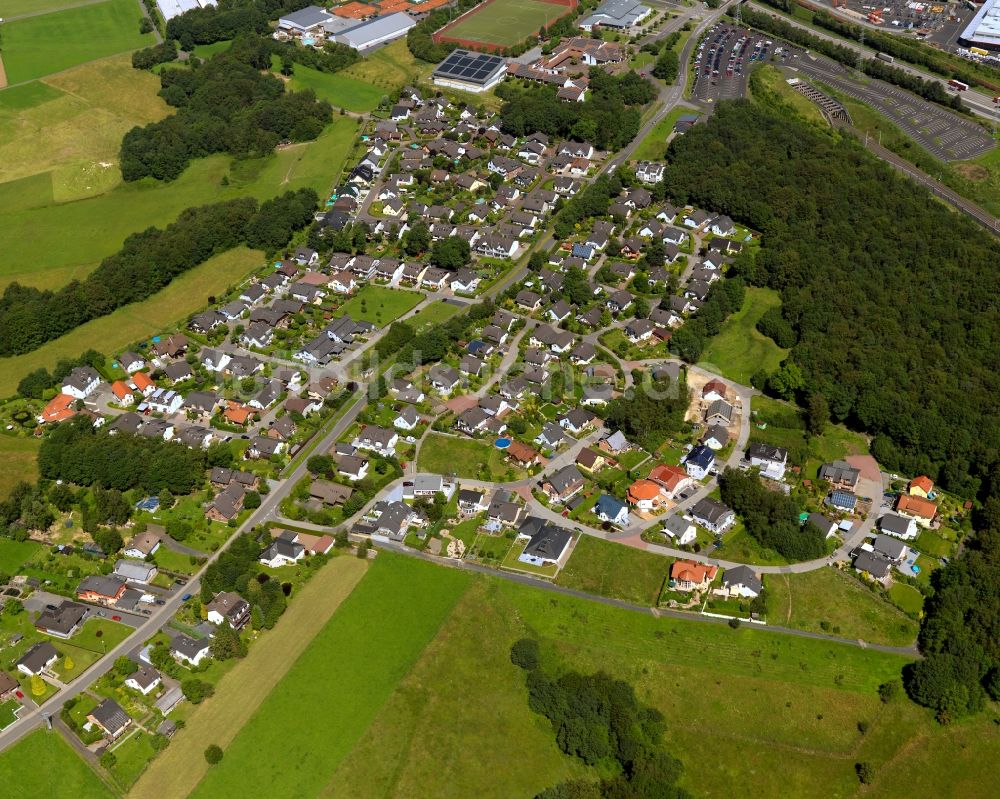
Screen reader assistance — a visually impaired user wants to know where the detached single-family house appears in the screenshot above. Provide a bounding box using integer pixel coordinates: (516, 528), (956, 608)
(626, 479), (664, 511)
(354, 425), (399, 456)
(819, 460), (860, 490)
(806, 512), (838, 539)
(206, 591), (251, 630)
(542, 465), (586, 503)
(594, 495), (630, 527)
(908, 475), (934, 498)
(517, 517), (573, 567)
(684, 445), (715, 480)
(670, 559), (718, 593)
(648, 464), (693, 499)
(62, 366), (100, 400)
(878, 513), (918, 541)
(125, 666), (161, 696)
(171, 636), (211, 668)
(722, 565), (762, 599)
(35, 601), (88, 639)
(16, 642), (59, 676)
(260, 531), (306, 567)
(662, 514), (696, 546)
(124, 530), (161, 559)
(690, 498), (735, 533)
(895, 494), (937, 527)
(746, 442), (788, 481)
(87, 698), (132, 740)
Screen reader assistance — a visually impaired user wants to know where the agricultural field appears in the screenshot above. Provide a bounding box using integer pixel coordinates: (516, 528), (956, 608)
(0, 435), (39, 498)
(0, 247), (264, 397)
(186, 555), (470, 798)
(286, 64), (383, 113)
(339, 38), (434, 95)
(765, 567), (919, 647)
(556, 534), (667, 606)
(417, 432), (525, 481)
(0, 0), (154, 85)
(441, 0), (571, 48)
(0, 729), (113, 799)
(0, 114), (358, 293)
(699, 287), (789, 384)
(130, 557), (368, 798)
(335, 285), (424, 326)
(0, 56), (168, 202)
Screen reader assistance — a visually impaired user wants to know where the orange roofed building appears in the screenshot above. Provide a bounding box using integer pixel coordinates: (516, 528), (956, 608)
(895, 494), (937, 527)
(647, 464), (693, 498)
(627, 479), (664, 511)
(39, 394), (77, 424)
(111, 381), (135, 405)
(223, 402), (257, 427)
(908, 475), (934, 498)
(333, 2), (373, 18)
(130, 372), (155, 396)
(670, 559), (718, 593)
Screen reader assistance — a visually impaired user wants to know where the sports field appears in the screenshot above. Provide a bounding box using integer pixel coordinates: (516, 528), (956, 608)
(0, 115), (357, 292)
(441, 0), (572, 48)
(0, 247), (264, 397)
(0, 0), (155, 85)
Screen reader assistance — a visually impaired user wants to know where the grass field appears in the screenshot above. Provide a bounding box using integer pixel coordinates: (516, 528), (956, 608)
(0, 246), (263, 397)
(442, 0), (571, 47)
(340, 38), (434, 94)
(556, 534), (667, 606)
(0, 0), (154, 84)
(887, 582), (925, 617)
(131, 556), (368, 798)
(632, 106), (689, 161)
(417, 432), (524, 481)
(335, 285), (424, 326)
(0, 535), (42, 573)
(287, 64), (383, 113)
(0, 56), (168, 202)
(187, 554), (470, 798)
(0, 0), (98, 15)
(0, 435), (39, 498)
(751, 64), (828, 126)
(0, 114), (357, 292)
(699, 287), (789, 384)
(407, 300), (462, 333)
(766, 567), (919, 647)
(0, 729), (113, 798)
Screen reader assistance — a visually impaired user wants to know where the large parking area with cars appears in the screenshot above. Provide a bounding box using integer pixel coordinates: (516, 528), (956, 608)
(693, 24), (777, 103)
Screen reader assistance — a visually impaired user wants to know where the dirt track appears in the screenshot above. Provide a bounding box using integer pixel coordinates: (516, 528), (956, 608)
(0, 54), (8, 89)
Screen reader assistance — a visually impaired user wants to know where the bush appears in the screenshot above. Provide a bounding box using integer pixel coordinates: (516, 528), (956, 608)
(855, 761), (875, 785)
(510, 638), (540, 671)
(204, 744), (224, 764)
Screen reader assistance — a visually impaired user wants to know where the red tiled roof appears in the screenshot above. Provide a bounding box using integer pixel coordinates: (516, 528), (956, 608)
(41, 393), (77, 423)
(909, 475), (933, 494)
(648, 464), (687, 491)
(896, 494), (937, 520)
(670, 559), (717, 584)
(131, 372), (155, 392)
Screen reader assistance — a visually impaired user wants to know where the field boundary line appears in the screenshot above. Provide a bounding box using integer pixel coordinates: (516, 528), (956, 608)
(128, 556), (368, 799)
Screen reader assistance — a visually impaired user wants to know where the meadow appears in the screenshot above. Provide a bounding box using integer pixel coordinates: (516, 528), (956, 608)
(0, 0), (154, 84)
(131, 556), (368, 798)
(0, 247), (264, 397)
(556, 534), (667, 606)
(766, 567), (919, 647)
(287, 63), (383, 113)
(0, 535), (41, 572)
(186, 554), (471, 798)
(0, 435), (39, 498)
(698, 286), (789, 384)
(335, 285), (424, 325)
(442, 0), (572, 48)
(0, 56), (169, 202)
(0, 0), (97, 15)
(0, 729), (113, 799)
(632, 106), (689, 161)
(407, 299), (462, 333)
(339, 37), (435, 93)
(417, 432), (525, 481)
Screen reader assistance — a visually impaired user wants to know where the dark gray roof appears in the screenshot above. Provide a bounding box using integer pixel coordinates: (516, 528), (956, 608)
(16, 642), (59, 673)
(546, 465), (584, 494)
(723, 565), (762, 594)
(879, 514), (913, 536)
(523, 524), (572, 561)
(872, 534), (908, 560)
(854, 551), (892, 579)
(691, 497), (732, 525)
(36, 601), (87, 636)
(434, 49), (506, 85)
(89, 698), (130, 734)
(171, 635), (209, 659)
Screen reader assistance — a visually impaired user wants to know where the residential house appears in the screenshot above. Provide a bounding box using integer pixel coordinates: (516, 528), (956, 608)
(873, 534), (909, 564)
(458, 489), (489, 516)
(670, 560), (718, 593)
(394, 406), (421, 431)
(558, 408), (597, 435)
(684, 445), (715, 480)
(113, 559), (157, 584)
(853, 550), (893, 582)
(819, 460), (860, 490)
(690, 497), (735, 533)
(205, 482), (246, 523)
(626, 479), (665, 511)
(595, 494), (630, 527)
(704, 399), (734, 427)
(536, 422), (569, 450)
(171, 636), (211, 668)
(516, 518), (573, 567)
(806, 512), (838, 539)
(701, 424), (729, 451)
(124, 666), (161, 696)
(260, 531), (306, 567)
(61, 366), (100, 400)
(354, 425), (399, 456)
(828, 490), (858, 512)
(746, 442), (788, 480)
(662, 514), (696, 546)
(878, 513), (918, 541)
(543, 465), (586, 503)
(76, 575), (127, 606)
(895, 494), (937, 527)
(908, 475), (934, 498)
(35, 601), (88, 639)
(428, 365), (461, 395)
(722, 565), (762, 599)
(506, 440), (540, 468)
(205, 591), (251, 629)
(337, 454), (370, 482)
(702, 379), (728, 403)
(648, 464), (693, 499)
(16, 642), (59, 676)
(87, 698), (132, 740)
(124, 531), (161, 559)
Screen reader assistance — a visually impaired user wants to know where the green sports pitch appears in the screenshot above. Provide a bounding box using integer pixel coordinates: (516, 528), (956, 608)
(442, 0), (572, 48)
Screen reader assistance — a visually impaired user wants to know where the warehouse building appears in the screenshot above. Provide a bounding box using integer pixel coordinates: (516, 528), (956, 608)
(958, 0), (1000, 52)
(333, 11), (416, 50)
(278, 5), (336, 34)
(155, 0), (216, 22)
(432, 49), (508, 93)
(578, 0), (652, 32)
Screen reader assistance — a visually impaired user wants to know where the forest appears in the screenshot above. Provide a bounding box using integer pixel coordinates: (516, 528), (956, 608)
(497, 69), (655, 152)
(738, 7), (962, 110)
(510, 639), (691, 799)
(605, 376), (689, 452)
(121, 44), (331, 182)
(0, 189), (316, 356)
(662, 100), (1000, 496)
(37, 417), (208, 495)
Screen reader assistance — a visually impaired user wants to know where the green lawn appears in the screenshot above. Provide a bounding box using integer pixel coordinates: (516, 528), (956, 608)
(417, 433), (524, 481)
(0, 699), (19, 729)
(0, 729), (113, 798)
(632, 107), (689, 162)
(0, 535), (42, 572)
(442, 0), (571, 47)
(0, 0), (97, 15)
(192, 39), (234, 60)
(0, 247), (264, 397)
(189, 554), (471, 798)
(108, 729), (157, 790)
(287, 64), (383, 113)
(0, 436), (39, 499)
(766, 568), (918, 646)
(699, 287), (788, 384)
(751, 64), (828, 126)
(915, 529), (955, 559)
(711, 525), (792, 567)
(335, 285), (424, 326)
(339, 38), (435, 96)
(556, 534), (667, 606)
(0, 114), (357, 293)
(407, 300), (462, 333)
(0, 0), (155, 84)
(887, 582), (925, 617)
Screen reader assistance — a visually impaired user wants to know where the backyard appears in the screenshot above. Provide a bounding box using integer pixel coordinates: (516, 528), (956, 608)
(0, 435), (40, 500)
(0, 729), (113, 799)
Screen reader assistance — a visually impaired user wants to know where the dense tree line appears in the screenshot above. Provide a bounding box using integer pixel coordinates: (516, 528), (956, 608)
(37, 417), (207, 495)
(132, 41), (178, 70)
(121, 47), (331, 182)
(662, 101), (1000, 495)
(605, 377), (688, 452)
(719, 467), (825, 560)
(200, 531), (289, 629)
(760, 0), (1000, 90)
(511, 639), (690, 799)
(905, 506), (1000, 721)
(738, 7), (963, 110)
(0, 189), (315, 355)
(164, 0), (295, 48)
(498, 68), (654, 152)
(16, 350), (103, 399)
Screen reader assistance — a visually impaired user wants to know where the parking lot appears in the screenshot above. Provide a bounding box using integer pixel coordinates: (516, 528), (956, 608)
(692, 24), (777, 104)
(786, 49), (995, 160)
